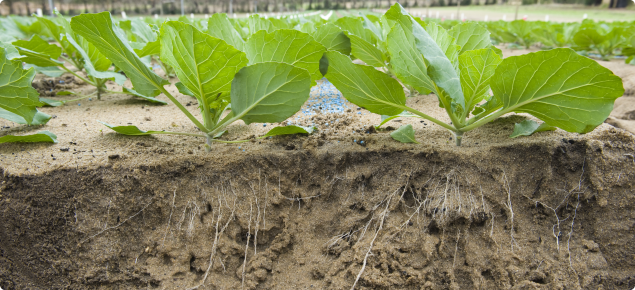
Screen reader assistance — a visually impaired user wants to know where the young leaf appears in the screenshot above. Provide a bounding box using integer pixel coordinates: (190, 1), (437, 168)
(130, 19), (157, 44)
(324, 51), (405, 116)
(24, 64), (65, 77)
(39, 97), (64, 107)
(71, 12), (169, 98)
(245, 29), (326, 84)
(299, 22), (316, 35)
(490, 48), (624, 133)
(386, 24), (436, 94)
(0, 108), (51, 125)
(0, 18), (27, 39)
(0, 131), (58, 144)
(99, 121), (173, 135)
(160, 21), (248, 123)
(362, 15), (383, 42)
(247, 15), (274, 35)
(375, 111), (417, 129)
(508, 20), (536, 49)
(175, 82), (195, 97)
(349, 34), (384, 67)
(65, 34), (127, 85)
(425, 22), (460, 68)
(261, 125), (316, 138)
(12, 35), (64, 67)
(335, 16), (375, 44)
(509, 119), (556, 138)
(268, 18), (292, 30)
(390, 124), (419, 143)
(459, 48), (502, 116)
(573, 29), (605, 50)
(134, 39), (160, 58)
(449, 22), (493, 55)
(312, 23), (351, 55)
(384, 4), (465, 111)
(121, 87), (168, 105)
(207, 13), (245, 51)
(230, 62), (311, 125)
(36, 15), (78, 57)
(0, 40), (22, 60)
(0, 48), (44, 125)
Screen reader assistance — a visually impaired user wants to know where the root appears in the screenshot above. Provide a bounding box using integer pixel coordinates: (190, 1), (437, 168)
(247, 175), (262, 256)
(79, 198), (153, 246)
(453, 230), (461, 268)
(524, 160), (586, 274)
(187, 185), (237, 290)
(351, 175), (411, 290)
(502, 171), (519, 252)
(161, 189), (178, 247)
(242, 201), (253, 290)
(351, 193), (391, 290)
(567, 191), (580, 275)
(177, 200), (201, 239)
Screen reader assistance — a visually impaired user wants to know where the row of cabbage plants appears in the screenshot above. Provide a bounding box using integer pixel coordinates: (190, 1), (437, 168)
(0, 7), (624, 146)
(432, 18), (635, 63)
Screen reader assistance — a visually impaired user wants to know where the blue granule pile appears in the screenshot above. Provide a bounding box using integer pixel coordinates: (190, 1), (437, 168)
(303, 79), (350, 115)
(287, 79), (351, 127)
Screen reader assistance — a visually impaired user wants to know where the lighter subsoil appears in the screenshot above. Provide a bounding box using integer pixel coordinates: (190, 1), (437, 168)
(1, 48), (635, 290)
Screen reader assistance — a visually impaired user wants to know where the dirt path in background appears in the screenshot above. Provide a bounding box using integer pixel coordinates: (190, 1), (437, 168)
(1, 48), (634, 290)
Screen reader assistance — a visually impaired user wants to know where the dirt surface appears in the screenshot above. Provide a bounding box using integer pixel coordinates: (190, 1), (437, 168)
(1, 48), (635, 289)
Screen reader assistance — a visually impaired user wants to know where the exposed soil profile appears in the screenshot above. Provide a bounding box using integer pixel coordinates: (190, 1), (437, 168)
(1, 48), (635, 290)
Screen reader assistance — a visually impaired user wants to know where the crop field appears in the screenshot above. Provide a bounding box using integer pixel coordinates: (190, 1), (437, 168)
(1, 6), (635, 289)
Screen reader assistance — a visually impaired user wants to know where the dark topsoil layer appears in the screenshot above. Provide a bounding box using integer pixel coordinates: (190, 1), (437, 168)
(1, 50), (635, 290)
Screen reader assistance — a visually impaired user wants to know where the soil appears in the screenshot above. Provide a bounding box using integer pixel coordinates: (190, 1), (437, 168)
(1, 48), (635, 290)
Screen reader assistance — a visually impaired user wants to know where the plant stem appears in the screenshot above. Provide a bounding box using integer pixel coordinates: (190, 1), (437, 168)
(61, 91), (98, 104)
(152, 131), (206, 137)
(209, 112), (237, 137)
(90, 76), (103, 100)
(428, 82), (464, 129)
(61, 66), (96, 86)
(459, 108), (509, 132)
(401, 106), (456, 132)
(158, 87), (208, 133)
(205, 134), (213, 152)
(209, 138), (251, 144)
(103, 88), (123, 94)
(61, 55), (82, 70)
(454, 131), (464, 146)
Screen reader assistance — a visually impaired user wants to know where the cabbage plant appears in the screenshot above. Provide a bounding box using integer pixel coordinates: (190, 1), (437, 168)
(0, 47), (57, 143)
(10, 13), (165, 105)
(71, 12), (322, 149)
(324, 4), (624, 146)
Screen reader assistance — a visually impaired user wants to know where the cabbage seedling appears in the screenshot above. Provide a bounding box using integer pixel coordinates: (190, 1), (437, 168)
(324, 4), (624, 146)
(71, 13), (317, 149)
